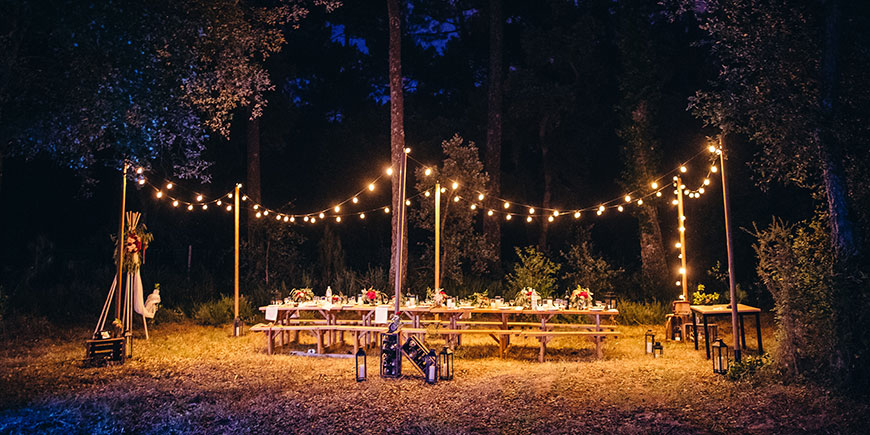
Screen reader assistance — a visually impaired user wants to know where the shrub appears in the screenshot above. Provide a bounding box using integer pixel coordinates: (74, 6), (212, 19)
(194, 295), (255, 326)
(506, 246), (561, 299)
(561, 239), (623, 295)
(616, 300), (670, 325)
(152, 307), (186, 325)
(726, 354), (772, 381)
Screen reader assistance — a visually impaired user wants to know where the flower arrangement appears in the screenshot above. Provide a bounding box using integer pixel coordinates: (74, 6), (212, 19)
(470, 291), (489, 307)
(513, 287), (538, 308)
(114, 212), (153, 271)
(426, 287), (448, 306)
(363, 287), (386, 305)
(290, 287), (315, 303)
(569, 286), (593, 309)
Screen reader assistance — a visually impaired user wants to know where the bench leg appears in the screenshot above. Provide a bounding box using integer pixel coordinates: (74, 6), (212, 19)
(353, 331), (360, 354)
(267, 329), (274, 355)
(596, 336), (602, 359)
(539, 338), (546, 363)
(316, 331), (324, 354)
(294, 330), (300, 343)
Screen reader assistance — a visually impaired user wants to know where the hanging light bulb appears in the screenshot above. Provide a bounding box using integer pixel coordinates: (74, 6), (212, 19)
(311, 218), (316, 223)
(304, 216), (310, 222)
(167, 182), (174, 190)
(675, 242), (682, 248)
(334, 205), (341, 213)
(283, 216), (289, 222)
(253, 204), (259, 210)
(673, 176), (679, 181)
(172, 200), (179, 207)
(453, 196), (460, 202)
(228, 193), (233, 199)
(678, 253), (683, 259)
(137, 178), (145, 185)
(441, 187), (447, 193)
(360, 213), (366, 219)
(196, 194), (203, 202)
(226, 205), (232, 212)
(547, 216), (554, 222)
(424, 191), (431, 197)
(676, 281), (682, 286)
(276, 215), (281, 221)
(478, 193), (485, 201)
(651, 182), (659, 189)
(709, 145), (717, 153)
(553, 210), (559, 217)
(424, 168), (432, 176)
(406, 199), (411, 206)
(368, 183), (375, 191)
(487, 210), (494, 216)
(656, 192), (662, 197)
(617, 205), (624, 212)
(336, 216), (341, 222)
(352, 197), (359, 204)
(574, 211), (581, 219)
(680, 166), (687, 173)
(598, 205), (605, 213)
(202, 204), (208, 210)
(526, 216), (532, 223)
(452, 181), (459, 190)
(624, 195), (631, 202)
(529, 208), (535, 214)
(703, 178), (710, 186)
(386, 167), (393, 176)
(637, 199), (644, 205)
(404, 147), (411, 154)
(699, 188), (705, 194)
(506, 214), (512, 221)
(156, 191), (163, 198)
(136, 167), (144, 175)
(679, 226), (686, 232)
(319, 212), (325, 219)
(711, 165), (718, 173)
(240, 195), (247, 201)
(289, 216), (295, 222)
(263, 210), (269, 216)
(596, 209), (603, 216)
(672, 199), (679, 205)
(216, 200), (222, 206)
(384, 207), (390, 213)
(503, 202), (510, 209)
(679, 267), (686, 275)
(470, 204), (477, 210)
(187, 204), (193, 211)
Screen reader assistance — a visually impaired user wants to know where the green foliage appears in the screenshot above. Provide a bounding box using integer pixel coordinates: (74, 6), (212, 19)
(616, 300), (670, 325)
(194, 295), (255, 326)
(726, 354), (772, 381)
(692, 284), (721, 305)
(752, 213), (835, 378)
(506, 246), (561, 299)
(152, 307), (186, 325)
(561, 236), (623, 295)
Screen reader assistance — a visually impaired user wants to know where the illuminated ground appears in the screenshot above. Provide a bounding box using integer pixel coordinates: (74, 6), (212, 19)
(1, 317), (867, 434)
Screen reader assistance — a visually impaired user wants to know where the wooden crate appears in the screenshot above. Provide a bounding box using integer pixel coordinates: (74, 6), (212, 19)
(84, 337), (126, 366)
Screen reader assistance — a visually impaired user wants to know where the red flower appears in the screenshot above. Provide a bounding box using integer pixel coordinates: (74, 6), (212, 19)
(527, 291), (533, 296)
(366, 290), (377, 300)
(332, 296), (340, 302)
(440, 291), (447, 296)
(580, 291), (588, 298)
(296, 291), (303, 298)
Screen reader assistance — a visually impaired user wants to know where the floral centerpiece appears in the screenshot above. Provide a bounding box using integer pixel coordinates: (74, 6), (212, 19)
(290, 287), (315, 303)
(426, 287), (448, 306)
(114, 212), (153, 271)
(470, 291), (489, 308)
(513, 287), (538, 308)
(569, 286), (593, 309)
(363, 287), (386, 305)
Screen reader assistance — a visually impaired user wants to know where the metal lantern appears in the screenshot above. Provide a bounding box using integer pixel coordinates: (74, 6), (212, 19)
(601, 291), (619, 310)
(673, 326), (683, 342)
(439, 347), (454, 381)
(425, 349), (438, 384)
(644, 329), (655, 354)
(233, 317), (244, 337)
(355, 348), (367, 382)
(653, 341), (663, 358)
(712, 338), (730, 374)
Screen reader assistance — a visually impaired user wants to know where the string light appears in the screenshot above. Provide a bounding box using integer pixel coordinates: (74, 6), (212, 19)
(336, 216), (341, 222)
(672, 199), (679, 205)
(656, 192), (662, 197)
(487, 210), (494, 216)
(680, 166), (687, 173)
(529, 208), (535, 214)
(548, 216), (554, 222)
(675, 242), (682, 248)
(167, 183), (174, 190)
(703, 179), (710, 186)
(617, 205), (624, 212)
(451, 182), (459, 190)
(334, 205), (341, 212)
(360, 213), (366, 219)
(506, 214), (512, 221)
(319, 212), (325, 219)
(679, 267), (686, 275)
(352, 197), (359, 204)
(503, 202), (510, 209)
(711, 165), (718, 173)
(478, 193), (485, 201)
(470, 204), (477, 210)
(156, 191), (163, 198)
(699, 188), (705, 194)
(202, 204), (208, 210)
(228, 193), (232, 199)
(256, 211), (262, 218)
(226, 205), (232, 212)
(553, 210), (559, 217)
(217, 200), (222, 206)
(263, 210), (269, 216)
(386, 167), (393, 176)
(284, 216), (289, 222)
(526, 216), (533, 223)
(441, 187), (447, 193)
(708, 145), (717, 153)
(424, 191), (431, 197)
(136, 167), (144, 175)
(304, 216), (310, 222)
(187, 204), (193, 211)
(253, 205), (259, 210)
(276, 215), (282, 221)
(196, 194), (203, 202)
(651, 182), (658, 189)
(624, 195), (631, 202)
(574, 211), (581, 219)
(424, 168), (432, 176)
(453, 196), (460, 202)
(637, 199), (644, 205)
(137, 178), (145, 185)
(173, 200), (179, 207)
(311, 218), (316, 224)
(369, 183), (375, 191)
(384, 207), (390, 213)
(404, 147), (411, 154)
(405, 199), (411, 206)
(290, 216), (295, 222)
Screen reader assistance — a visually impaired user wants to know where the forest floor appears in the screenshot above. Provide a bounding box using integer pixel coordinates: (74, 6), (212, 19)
(0, 314), (868, 434)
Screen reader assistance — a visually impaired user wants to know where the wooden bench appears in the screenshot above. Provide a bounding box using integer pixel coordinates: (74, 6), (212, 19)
(519, 330), (622, 361)
(251, 323), (395, 355)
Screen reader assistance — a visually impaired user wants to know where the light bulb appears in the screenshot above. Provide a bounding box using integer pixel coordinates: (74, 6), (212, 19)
(529, 208), (535, 214)
(596, 210), (603, 216)
(334, 205), (341, 213)
(441, 187), (447, 193)
(451, 182), (459, 190)
(311, 218), (316, 224)
(172, 200), (179, 207)
(256, 212), (262, 218)
(673, 176), (678, 181)
(709, 145), (717, 153)
(617, 205), (624, 212)
(384, 207), (390, 213)
(487, 210), (494, 216)
(202, 204), (208, 210)
(352, 197), (359, 204)
(138, 178), (145, 185)
(241, 195), (247, 201)
(470, 204), (477, 210)
(196, 194), (203, 202)
(228, 193), (232, 199)
(156, 191), (163, 198)
(167, 183), (174, 190)
(290, 217), (295, 222)
(703, 178), (710, 186)
(637, 199), (644, 205)
(360, 213), (366, 219)
(405, 199), (411, 206)
(404, 147), (411, 154)
(553, 210), (559, 217)
(679, 226), (686, 232)
(263, 210), (269, 216)
(478, 193), (484, 201)
(678, 254), (683, 259)
(136, 167), (144, 175)
(386, 167), (393, 176)
(598, 205), (605, 212)
(424, 168), (432, 176)
(526, 216), (532, 223)
(679, 267), (686, 275)
(304, 216), (310, 222)
(672, 199), (679, 205)
(680, 184), (686, 190)
(547, 216), (554, 222)
(699, 188), (705, 194)
(651, 182), (659, 189)
(624, 195), (631, 202)
(453, 196), (460, 202)
(336, 216), (341, 222)
(676, 281), (682, 286)
(253, 204), (259, 210)
(226, 205), (232, 212)
(506, 214), (512, 221)
(276, 215), (281, 221)
(680, 166), (687, 173)
(574, 211), (581, 219)
(319, 212), (325, 219)
(711, 165), (718, 173)
(187, 204), (193, 211)
(216, 200), (222, 206)
(283, 216), (289, 222)
(424, 191), (430, 197)
(675, 242), (682, 248)
(503, 202), (510, 209)
(368, 183), (375, 191)
(656, 192), (662, 197)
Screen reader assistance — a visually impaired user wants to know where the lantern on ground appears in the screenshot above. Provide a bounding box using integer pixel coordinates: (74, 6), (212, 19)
(425, 350), (438, 384)
(653, 342), (663, 358)
(601, 292), (619, 310)
(355, 348), (367, 382)
(673, 325), (683, 342)
(439, 347), (454, 381)
(645, 330), (655, 354)
(712, 338), (729, 374)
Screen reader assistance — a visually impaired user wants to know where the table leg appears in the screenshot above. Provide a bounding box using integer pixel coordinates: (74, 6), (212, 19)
(703, 315), (711, 359)
(739, 313), (747, 349)
(595, 314), (602, 358)
(693, 311), (699, 350)
(755, 312), (764, 354)
(267, 327), (273, 355)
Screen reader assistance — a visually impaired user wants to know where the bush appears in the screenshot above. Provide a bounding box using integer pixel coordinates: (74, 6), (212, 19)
(616, 300), (670, 325)
(726, 354), (772, 381)
(506, 247), (561, 299)
(561, 239), (623, 294)
(152, 307), (186, 325)
(194, 295), (255, 326)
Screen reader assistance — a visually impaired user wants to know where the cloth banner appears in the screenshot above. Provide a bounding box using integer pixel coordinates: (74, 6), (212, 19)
(131, 270), (160, 319)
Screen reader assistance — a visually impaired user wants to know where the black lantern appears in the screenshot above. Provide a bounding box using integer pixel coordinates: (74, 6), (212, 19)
(601, 292), (619, 310)
(673, 326), (683, 342)
(425, 350), (438, 384)
(233, 317), (244, 337)
(355, 348), (367, 382)
(439, 347), (454, 381)
(712, 338), (729, 374)
(644, 329), (655, 354)
(653, 341), (663, 358)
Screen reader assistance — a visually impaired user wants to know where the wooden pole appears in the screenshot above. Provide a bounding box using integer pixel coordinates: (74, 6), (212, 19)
(676, 175), (688, 301)
(434, 181), (441, 291)
(233, 184), (241, 336)
(115, 162), (127, 336)
(719, 136), (742, 361)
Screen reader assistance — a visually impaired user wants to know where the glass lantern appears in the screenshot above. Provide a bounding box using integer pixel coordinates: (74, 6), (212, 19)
(425, 349), (438, 384)
(653, 341), (663, 358)
(355, 348), (367, 382)
(712, 338), (729, 374)
(644, 329), (655, 354)
(439, 347), (454, 381)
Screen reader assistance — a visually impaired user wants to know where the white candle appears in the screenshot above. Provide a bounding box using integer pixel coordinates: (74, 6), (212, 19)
(428, 365), (436, 381)
(359, 364), (365, 378)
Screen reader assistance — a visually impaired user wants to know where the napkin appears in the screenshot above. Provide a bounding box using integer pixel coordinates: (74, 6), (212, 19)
(374, 305), (389, 324)
(265, 306), (278, 322)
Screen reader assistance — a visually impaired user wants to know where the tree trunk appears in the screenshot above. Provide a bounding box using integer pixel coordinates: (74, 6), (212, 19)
(246, 112), (262, 239)
(387, 0), (407, 292)
(638, 203), (668, 289)
(484, 0), (503, 263)
(538, 118), (552, 250)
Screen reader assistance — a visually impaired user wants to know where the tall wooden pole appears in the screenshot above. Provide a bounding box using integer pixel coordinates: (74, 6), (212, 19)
(393, 151), (409, 314)
(719, 137), (742, 361)
(676, 175), (688, 301)
(115, 162), (128, 335)
(434, 182), (441, 291)
(233, 183), (241, 336)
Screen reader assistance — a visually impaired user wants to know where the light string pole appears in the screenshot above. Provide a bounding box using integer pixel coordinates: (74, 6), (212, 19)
(393, 148), (410, 314)
(675, 174), (688, 301)
(434, 181), (441, 291)
(115, 162), (128, 340)
(716, 135), (742, 361)
(233, 183), (242, 337)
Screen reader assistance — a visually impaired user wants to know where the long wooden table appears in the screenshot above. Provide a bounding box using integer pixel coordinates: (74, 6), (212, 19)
(258, 304), (619, 359)
(690, 304), (763, 359)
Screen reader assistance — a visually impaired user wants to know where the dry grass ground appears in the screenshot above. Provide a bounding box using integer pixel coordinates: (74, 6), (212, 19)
(1, 314), (867, 434)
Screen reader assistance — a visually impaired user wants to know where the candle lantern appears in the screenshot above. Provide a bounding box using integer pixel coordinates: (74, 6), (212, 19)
(355, 348), (367, 382)
(425, 350), (438, 384)
(673, 326), (683, 342)
(439, 347), (454, 381)
(601, 292), (619, 310)
(653, 341), (663, 358)
(712, 338), (729, 374)
(644, 329), (655, 354)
